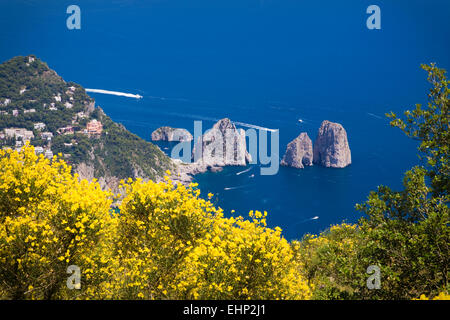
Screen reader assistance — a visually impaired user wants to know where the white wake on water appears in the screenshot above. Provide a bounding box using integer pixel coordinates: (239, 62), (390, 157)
(236, 167), (252, 175)
(85, 88), (143, 99)
(367, 112), (383, 119)
(224, 184), (251, 191)
(233, 121), (278, 132)
(293, 216), (320, 225)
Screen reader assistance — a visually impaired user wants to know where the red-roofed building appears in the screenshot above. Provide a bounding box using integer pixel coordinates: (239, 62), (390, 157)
(86, 119), (103, 135)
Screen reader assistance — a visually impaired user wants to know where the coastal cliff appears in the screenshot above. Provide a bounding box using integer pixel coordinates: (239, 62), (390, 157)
(0, 55), (174, 192)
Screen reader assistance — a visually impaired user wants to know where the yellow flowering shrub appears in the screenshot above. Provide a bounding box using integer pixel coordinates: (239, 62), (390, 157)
(1, 145), (442, 300)
(0, 146), (312, 299)
(0, 144), (115, 299)
(174, 211), (311, 299)
(109, 177), (311, 300)
(106, 175), (219, 299)
(415, 292), (450, 300)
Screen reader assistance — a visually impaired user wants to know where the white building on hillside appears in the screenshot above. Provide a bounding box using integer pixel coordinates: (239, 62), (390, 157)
(44, 150), (53, 159)
(35, 146), (44, 154)
(34, 122), (46, 131)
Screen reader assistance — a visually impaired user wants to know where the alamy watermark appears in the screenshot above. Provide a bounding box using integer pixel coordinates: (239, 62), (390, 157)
(66, 265), (81, 289)
(366, 265), (381, 290)
(66, 5), (381, 31)
(66, 5), (81, 30)
(169, 121), (279, 176)
(366, 5), (381, 30)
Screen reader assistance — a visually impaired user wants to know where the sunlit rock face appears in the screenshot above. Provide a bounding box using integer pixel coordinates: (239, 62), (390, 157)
(281, 132), (313, 169)
(192, 118), (252, 168)
(151, 126), (193, 142)
(313, 120), (351, 168)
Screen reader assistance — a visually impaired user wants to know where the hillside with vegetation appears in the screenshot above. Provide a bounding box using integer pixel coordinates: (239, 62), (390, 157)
(0, 55), (173, 190)
(0, 61), (448, 300)
(295, 63), (449, 300)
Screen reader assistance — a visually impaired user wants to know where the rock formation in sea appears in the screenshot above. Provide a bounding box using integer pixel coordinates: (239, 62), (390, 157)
(280, 132), (313, 168)
(192, 118), (252, 167)
(313, 120), (351, 168)
(151, 126), (193, 142)
(172, 118), (252, 181)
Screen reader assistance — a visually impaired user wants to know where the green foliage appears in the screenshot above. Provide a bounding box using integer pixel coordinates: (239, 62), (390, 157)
(386, 63), (449, 197)
(294, 224), (368, 299)
(357, 64), (449, 299)
(0, 55), (173, 184)
(296, 64), (449, 300)
(91, 110), (173, 181)
(355, 166), (449, 299)
(52, 134), (91, 165)
(0, 56), (91, 133)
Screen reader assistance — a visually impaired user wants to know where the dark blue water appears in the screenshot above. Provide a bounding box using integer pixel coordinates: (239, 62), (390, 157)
(1, 0), (449, 240)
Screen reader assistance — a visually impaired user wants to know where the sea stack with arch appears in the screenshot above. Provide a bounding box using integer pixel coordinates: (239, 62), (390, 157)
(281, 120), (351, 169)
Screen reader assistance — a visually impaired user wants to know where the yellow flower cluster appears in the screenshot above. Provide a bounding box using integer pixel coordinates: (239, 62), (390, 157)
(415, 292), (450, 300)
(0, 144), (115, 299)
(0, 144), (311, 300)
(106, 178), (311, 299)
(173, 209), (310, 300)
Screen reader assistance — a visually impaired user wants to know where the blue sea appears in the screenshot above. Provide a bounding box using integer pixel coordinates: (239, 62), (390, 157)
(1, 0), (449, 240)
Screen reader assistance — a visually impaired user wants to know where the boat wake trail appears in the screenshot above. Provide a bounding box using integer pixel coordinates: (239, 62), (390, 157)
(224, 184), (251, 191)
(294, 216), (320, 225)
(236, 167), (252, 175)
(233, 121), (278, 132)
(85, 88), (143, 99)
(367, 112), (383, 119)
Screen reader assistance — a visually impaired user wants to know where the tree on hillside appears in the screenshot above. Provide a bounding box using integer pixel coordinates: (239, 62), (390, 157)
(387, 63), (449, 198)
(297, 64), (449, 300)
(356, 63), (449, 299)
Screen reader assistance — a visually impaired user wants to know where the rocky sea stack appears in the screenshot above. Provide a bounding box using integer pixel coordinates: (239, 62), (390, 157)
(173, 118), (252, 183)
(313, 120), (351, 168)
(281, 132), (313, 169)
(151, 126), (193, 142)
(192, 118), (252, 167)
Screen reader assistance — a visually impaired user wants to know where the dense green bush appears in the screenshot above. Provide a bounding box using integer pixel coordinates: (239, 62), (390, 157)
(295, 64), (449, 300)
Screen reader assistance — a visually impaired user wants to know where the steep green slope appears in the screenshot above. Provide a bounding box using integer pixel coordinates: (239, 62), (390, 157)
(0, 55), (173, 189)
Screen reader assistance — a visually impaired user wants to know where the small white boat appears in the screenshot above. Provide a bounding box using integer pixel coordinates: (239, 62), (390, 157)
(298, 119), (303, 123)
